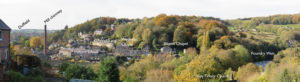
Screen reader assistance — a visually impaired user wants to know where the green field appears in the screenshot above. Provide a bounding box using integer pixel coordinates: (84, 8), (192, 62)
(246, 31), (277, 42)
(273, 24), (300, 29)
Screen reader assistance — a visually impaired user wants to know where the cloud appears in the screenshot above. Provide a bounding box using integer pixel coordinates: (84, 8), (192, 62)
(0, 0), (300, 30)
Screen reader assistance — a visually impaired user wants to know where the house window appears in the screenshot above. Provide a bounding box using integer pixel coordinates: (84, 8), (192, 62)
(0, 31), (2, 40)
(0, 50), (1, 63)
(5, 49), (8, 60)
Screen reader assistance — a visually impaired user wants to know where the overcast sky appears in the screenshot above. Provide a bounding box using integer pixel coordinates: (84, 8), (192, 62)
(1, 0), (300, 30)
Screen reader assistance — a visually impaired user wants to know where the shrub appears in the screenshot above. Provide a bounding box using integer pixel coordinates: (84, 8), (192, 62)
(98, 57), (120, 82)
(237, 63), (260, 82)
(7, 70), (25, 82)
(143, 69), (174, 82)
(65, 64), (97, 80)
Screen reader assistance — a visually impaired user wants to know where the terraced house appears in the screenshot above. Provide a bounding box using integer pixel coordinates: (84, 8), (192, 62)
(0, 19), (11, 81)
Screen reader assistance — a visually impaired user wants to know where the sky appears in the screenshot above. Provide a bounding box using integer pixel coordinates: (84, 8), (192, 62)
(1, 0), (300, 30)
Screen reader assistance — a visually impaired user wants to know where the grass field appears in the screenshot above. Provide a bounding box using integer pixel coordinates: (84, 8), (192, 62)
(228, 26), (238, 32)
(247, 31), (277, 42)
(273, 24), (300, 29)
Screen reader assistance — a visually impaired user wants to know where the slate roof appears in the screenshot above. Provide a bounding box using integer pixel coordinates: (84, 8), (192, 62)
(0, 19), (11, 30)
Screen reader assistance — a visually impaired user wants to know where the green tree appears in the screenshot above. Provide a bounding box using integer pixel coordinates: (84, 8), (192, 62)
(7, 70), (25, 82)
(141, 28), (152, 46)
(10, 44), (15, 58)
(158, 33), (169, 44)
(114, 24), (130, 38)
(37, 45), (43, 51)
(18, 35), (29, 44)
(173, 25), (187, 42)
(64, 25), (69, 30)
(98, 57), (120, 82)
(202, 31), (210, 49)
(233, 45), (252, 66)
(58, 63), (70, 74)
(24, 40), (30, 47)
(65, 64), (96, 80)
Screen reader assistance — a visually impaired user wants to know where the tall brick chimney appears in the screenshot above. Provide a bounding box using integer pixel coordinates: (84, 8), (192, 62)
(44, 25), (47, 56)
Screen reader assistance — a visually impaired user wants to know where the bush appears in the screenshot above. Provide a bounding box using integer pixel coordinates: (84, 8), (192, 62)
(7, 70), (25, 82)
(237, 63), (260, 82)
(65, 64), (97, 80)
(143, 69), (174, 82)
(58, 63), (70, 74)
(26, 75), (45, 82)
(28, 68), (44, 77)
(98, 57), (120, 82)
(265, 50), (300, 82)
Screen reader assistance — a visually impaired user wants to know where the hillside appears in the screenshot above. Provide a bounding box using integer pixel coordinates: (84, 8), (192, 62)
(38, 13), (300, 81)
(11, 29), (57, 42)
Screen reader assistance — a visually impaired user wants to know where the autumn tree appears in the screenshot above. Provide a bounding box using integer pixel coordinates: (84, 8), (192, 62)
(141, 28), (152, 47)
(202, 31), (210, 49)
(196, 19), (229, 50)
(292, 15), (300, 24)
(13, 45), (32, 55)
(266, 47), (300, 82)
(197, 31), (211, 51)
(143, 69), (174, 82)
(175, 53), (224, 81)
(29, 37), (42, 48)
(212, 36), (237, 49)
(153, 14), (167, 21)
(155, 15), (180, 26)
(237, 63), (260, 82)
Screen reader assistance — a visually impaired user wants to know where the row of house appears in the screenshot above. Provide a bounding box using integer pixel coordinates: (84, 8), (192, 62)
(58, 47), (106, 61)
(160, 46), (175, 53)
(78, 32), (93, 42)
(114, 45), (149, 56)
(114, 45), (179, 56)
(92, 39), (115, 49)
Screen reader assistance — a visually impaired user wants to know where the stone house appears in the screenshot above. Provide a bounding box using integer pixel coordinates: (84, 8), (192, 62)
(78, 32), (93, 42)
(94, 29), (104, 36)
(114, 45), (149, 56)
(48, 43), (61, 50)
(160, 46), (174, 53)
(58, 47), (105, 60)
(92, 39), (115, 49)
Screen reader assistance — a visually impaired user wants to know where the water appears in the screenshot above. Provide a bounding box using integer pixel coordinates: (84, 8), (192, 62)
(254, 60), (271, 69)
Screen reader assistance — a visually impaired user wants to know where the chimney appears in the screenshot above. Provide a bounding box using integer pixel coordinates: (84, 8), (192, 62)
(44, 25), (47, 56)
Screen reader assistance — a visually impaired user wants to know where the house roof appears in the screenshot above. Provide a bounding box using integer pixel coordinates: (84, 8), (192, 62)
(0, 19), (11, 30)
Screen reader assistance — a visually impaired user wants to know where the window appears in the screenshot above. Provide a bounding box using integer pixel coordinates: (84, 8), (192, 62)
(0, 31), (2, 40)
(5, 49), (8, 60)
(0, 50), (1, 63)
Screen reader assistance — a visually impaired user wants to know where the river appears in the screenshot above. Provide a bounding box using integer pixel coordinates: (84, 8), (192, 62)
(254, 60), (272, 69)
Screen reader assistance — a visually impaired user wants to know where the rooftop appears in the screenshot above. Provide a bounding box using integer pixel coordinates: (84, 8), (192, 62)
(0, 19), (11, 30)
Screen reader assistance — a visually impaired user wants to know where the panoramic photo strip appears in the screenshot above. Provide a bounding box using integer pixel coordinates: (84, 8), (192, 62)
(0, 0), (300, 82)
